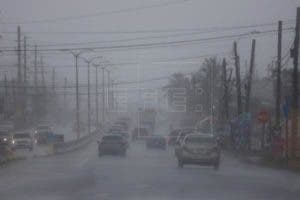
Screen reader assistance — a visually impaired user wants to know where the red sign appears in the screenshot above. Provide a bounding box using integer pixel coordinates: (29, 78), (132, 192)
(257, 111), (269, 123)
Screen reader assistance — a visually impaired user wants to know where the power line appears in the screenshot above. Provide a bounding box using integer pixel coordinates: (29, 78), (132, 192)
(0, 0), (191, 25)
(0, 52), (227, 69)
(0, 28), (294, 52)
(22, 27), (296, 48)
(1, 20), (294, 35)
(0, 70), (194, 90)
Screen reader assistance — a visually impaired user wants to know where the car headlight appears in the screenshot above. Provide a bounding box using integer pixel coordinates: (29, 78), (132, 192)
(35, 130), (37, 134)
(3, 138), (7, 142)
(12, 140), (15, 144)
(34, 139), (37, 144)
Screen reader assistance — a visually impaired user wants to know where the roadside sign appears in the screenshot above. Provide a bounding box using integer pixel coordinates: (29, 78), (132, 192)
(257, 111), (269, 124)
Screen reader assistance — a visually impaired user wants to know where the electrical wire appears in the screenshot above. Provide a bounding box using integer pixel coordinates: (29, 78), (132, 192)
(1, 20), (294, 35)
(0, 0), (191, 25)
(0, 28), (294, 52)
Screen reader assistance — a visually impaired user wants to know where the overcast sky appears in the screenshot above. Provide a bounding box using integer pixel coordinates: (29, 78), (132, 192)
(0, 0), (300, 91)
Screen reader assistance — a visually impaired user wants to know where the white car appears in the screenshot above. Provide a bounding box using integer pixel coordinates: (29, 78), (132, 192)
(13, 132), (34, 151)
(176, 134), (220, 169)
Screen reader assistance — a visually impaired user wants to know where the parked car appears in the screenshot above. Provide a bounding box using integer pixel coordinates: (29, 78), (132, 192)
(98, 135), (127, 156)
(146, 135), (167, 150)
(0, 129), (15, 155)
(175, 134), (220, 169)
(13, 132), (33, 150)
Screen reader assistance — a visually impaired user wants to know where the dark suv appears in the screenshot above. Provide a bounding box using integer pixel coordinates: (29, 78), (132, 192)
(98, 135), (127, 156)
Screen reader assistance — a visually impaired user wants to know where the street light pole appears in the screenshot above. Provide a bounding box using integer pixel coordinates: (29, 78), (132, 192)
(105, 69), (111, 112)
(63, 49), (92, 139)
(93, 64), (100, 129)
(87, 61), (91, 135)
(102, 67), (105, 125)
(82, 56), (102, 134)
(74, 53), (80, 139)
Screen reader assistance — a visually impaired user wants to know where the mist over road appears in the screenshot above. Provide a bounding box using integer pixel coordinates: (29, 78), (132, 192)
(1, 138), (300, 200)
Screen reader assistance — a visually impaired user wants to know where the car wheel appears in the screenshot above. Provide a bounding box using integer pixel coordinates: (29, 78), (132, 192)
(178, 159), (184, 168)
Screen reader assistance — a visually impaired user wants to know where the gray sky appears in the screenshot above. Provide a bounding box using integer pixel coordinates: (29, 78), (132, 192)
(0, 0), (300, 90)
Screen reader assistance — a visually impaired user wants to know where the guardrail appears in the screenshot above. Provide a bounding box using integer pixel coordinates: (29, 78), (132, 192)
(53, 130), (99, 154)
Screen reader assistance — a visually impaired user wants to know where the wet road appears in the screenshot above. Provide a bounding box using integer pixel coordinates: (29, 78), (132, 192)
(0, 141), (300, 200)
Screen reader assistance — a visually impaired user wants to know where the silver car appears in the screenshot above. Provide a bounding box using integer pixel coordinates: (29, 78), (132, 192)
(176, 134), (220, 169)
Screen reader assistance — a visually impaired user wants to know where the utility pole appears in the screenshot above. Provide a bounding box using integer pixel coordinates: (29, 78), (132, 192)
(33, 45), (38, 124)
(23, 36), (27, 121)
(106, 69), (111, 112)
(17, 26), (22, 122)
(40, 56), (47, 118)
(64, 77), (67, 110)
(4, 74), (8, 119)
(17, 26), (22, 86)
(34, 45), (38, 94)
(276, 21), (282, 128)
(93, 64), (100, 129)
(12, 80), (16, 113)
(233, 41), (242, 116)
(87, 61), (91, 135)
(23, 36), (27, 86)
(210, 61), (215, 135)
(4, 74), (8, 101)
(75, 54), (80, 139)
(40, 56), (45, 92)
(52, 68), (56, 94)
(102, 67), (106, 125)
(63, 77), (67, 126)
(222, 58), (229, 121)
(111, 80), (114, 111)
(245, 39), (256, 113)
(64, 50), (91, 138)
(82, 56), (102, 134)
(291, 7), (300, 158)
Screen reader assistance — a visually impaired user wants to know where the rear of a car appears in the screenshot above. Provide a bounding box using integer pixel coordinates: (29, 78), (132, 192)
(146, 136), (166, 150)
(176, 134), (220, 169)
(98, 135), (127, 156)
(14, 133), (33, 150)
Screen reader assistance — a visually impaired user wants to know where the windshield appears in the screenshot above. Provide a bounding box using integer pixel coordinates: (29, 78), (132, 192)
(102, 136), (123, 142)
(37, 126), (49, 130)
(14, 134), (31, 138)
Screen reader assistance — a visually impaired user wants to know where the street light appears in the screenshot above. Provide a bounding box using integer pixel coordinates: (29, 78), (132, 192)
(97, 59), (111, 126)
(93, 59), (112, 128)
(81, 56), (103, 135)
(93, 63), (102, 129)
(63, 49), (92, 140)
(104, 66), (116, 113)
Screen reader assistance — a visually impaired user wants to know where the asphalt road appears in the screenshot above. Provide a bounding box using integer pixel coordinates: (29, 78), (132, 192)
(0, 140), (300, 200)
